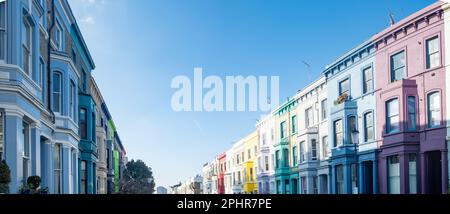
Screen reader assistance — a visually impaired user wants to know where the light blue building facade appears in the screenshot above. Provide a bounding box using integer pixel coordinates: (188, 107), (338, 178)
(324, 40), (378, 194)
(0, 0), (105, 194)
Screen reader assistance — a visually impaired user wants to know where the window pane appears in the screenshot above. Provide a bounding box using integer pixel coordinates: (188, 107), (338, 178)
(311, 139), (317, 160)
(348, 116), (357, 144)
(0, 1), (5, 61)
(0, 112), (3, 159)
(322, 136), (329, 159)
(428, 92), (441, 127)
(391, 51), (405, 82)
(426, 37), (440, 69)
(387, 99), (399, 133)
(334, 120), (343, 147)
(339, 79), (349, 95)
(409, 154), (417, 194)
(321, 99), (327, 120)
(388, 156), (400, 194)
(364, 112), (373, 141)
(363, 67), (373, 93)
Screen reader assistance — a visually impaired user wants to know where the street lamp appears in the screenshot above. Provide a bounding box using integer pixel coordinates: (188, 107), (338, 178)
(350, 129), (359, 194)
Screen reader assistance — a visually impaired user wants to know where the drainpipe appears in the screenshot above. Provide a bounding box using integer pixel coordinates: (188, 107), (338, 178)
(46, 0), (55, 123)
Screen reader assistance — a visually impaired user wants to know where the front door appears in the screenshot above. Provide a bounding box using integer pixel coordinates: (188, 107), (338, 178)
(426, 151), (442, 194)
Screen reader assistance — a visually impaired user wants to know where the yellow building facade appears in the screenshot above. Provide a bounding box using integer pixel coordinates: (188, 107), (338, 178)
(242, 131), (259, 194)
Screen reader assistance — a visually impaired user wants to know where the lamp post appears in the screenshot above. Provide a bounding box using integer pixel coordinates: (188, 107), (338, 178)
(350, 129), (359, 194)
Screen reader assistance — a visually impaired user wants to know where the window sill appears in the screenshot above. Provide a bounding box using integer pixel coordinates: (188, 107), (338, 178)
(424, 65), (443, 73)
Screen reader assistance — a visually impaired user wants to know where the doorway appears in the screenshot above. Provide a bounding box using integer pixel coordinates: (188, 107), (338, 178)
(426, 151), (442, 194)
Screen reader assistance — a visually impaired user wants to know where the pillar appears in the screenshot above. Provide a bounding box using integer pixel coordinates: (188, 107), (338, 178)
(40, 140), (53, 192)
(373, 160), (378, 194)
(358, 162), (364, 194)
(4, 114), (22, 193)
(344, 164), (352, 194)
(62, 145), (71, 194)
(420, 152), (426, 194)
(400, 154), (408, 194)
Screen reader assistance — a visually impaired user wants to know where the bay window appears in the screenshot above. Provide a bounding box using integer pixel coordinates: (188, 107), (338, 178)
(386, 98), (399, 133)
(427, 92), (441, 128)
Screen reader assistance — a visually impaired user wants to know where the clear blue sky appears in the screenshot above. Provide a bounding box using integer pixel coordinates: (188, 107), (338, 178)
(68, 0), (436, 187)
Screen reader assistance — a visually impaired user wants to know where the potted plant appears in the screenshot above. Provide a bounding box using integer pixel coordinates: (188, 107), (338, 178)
(334, 93), (349, 105)
(0, 160), (11, 194)
(27, 176), (41, 194)
(19, 176), (48, 194)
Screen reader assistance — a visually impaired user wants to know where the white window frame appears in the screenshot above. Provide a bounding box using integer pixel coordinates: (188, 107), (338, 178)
(22, 16), (32, 75)
(305, 107), (313, 128)
(53, 143), (62, 194)
(426, 36), (440, 69)
(52, 72), (62, 113)
(322, 136), (329, 159)
(339, 78), (350, 96)
(311, 139), (317, 161)
(321, 99), (327, 120)
(22, 121), (30, 184)
(427, 92), (441, 128)
(386, 98), (400, 133)
(69, 81), (75, 119)
(0, 0), (6, 62)
(334, 120), (343, 147)
(363, 66), (373, 94)
(55, 21), (63, 51)
(0, 111), (4, 160)
(364, 112), (374, 142)
(390, 50), (406, 83)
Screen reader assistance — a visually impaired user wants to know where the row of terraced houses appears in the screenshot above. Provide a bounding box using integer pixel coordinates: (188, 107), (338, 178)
(202, 1), (450, 194)
(0, 0), (127, 194)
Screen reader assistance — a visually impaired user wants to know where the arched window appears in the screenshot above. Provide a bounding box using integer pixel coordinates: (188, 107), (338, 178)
(427, 92), (441, 128)
(52, 72), (62, 112)
(364, 112), (374, 141)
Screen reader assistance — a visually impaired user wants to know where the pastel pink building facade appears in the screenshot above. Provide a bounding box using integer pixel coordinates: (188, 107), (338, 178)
(375, 2), (448, 194)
